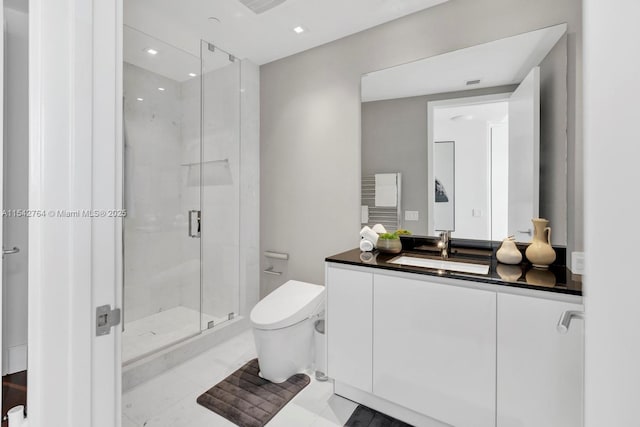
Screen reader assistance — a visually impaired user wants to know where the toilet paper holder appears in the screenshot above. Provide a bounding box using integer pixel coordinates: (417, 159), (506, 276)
(263, 251), (289, 275)
(263, 266), (282, 276)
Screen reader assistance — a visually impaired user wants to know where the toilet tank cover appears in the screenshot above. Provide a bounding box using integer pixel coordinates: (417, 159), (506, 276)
(250, 280), (325, 330)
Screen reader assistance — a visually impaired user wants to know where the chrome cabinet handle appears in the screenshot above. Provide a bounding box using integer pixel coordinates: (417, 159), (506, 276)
(2, 246), (20, 258)
(517, 229), (532, 236)
(188, 210), (201, 238)
(557, 310), (584, 334)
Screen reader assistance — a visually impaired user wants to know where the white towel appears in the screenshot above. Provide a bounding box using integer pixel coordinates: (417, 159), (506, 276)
(375, 173), (397, 207)
(359, 239), (374, 252)
(371, 224), (387, 234)
(359, 226), (379, 246)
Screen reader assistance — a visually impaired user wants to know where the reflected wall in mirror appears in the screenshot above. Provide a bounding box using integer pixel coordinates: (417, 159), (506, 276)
(433, 140), (455, 232)
(361, 23), (568, 245)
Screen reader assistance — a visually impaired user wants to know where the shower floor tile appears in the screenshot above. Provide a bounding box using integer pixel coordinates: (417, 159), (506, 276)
(122, 329), (358, 427)
(123, 306), (225, 363)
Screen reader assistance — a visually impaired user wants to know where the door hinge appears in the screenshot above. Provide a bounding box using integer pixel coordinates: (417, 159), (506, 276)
(96, 305), (121, 336)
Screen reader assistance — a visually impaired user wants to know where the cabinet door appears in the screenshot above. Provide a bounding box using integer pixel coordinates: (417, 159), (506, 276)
(326, 266), (373, 392)
(373, 274), (497, 427)
(497, 293), (584, 427)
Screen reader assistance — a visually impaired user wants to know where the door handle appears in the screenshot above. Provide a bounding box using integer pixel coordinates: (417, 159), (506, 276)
(557, 310), (584, 334)
(188, 210), (201, 238)
(2, 246), (20, 258)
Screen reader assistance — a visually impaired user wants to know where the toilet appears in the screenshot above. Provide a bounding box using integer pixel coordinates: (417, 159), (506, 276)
(250, 280), (325, 383)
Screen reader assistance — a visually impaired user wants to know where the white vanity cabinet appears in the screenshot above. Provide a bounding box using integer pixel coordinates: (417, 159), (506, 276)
(497, 293), (584, 427)
(326, 262), (584, 427)
(373, 274), (497, 427)
(326, 265), (373, 392)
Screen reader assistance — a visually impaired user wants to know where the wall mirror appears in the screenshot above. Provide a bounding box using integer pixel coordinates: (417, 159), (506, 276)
(361, 23), (568, 245)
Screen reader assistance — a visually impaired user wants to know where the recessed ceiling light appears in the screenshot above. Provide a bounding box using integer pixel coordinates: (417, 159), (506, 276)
(293, 26), (305, 34)
(189, 73), (197, 77)
(158, 87), (165, 91)
(136, 98), (144, 102)
(146, 48), (158, 55)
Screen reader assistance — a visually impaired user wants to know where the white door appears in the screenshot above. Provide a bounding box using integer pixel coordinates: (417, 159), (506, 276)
(373, 274), (496, 427)
(508, 67), (540, 242)
(584, 1), (640, 425)
(28, 1), (122, 426)
(326, 265), (373, 392)
(497, 293), (583, 427)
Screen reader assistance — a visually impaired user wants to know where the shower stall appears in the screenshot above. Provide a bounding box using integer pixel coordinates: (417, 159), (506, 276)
(122, 27), (255, 365)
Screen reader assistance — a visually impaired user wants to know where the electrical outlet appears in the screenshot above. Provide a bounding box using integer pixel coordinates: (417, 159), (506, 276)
(571, 252), (585, 275)
(405, 210), (419, 221)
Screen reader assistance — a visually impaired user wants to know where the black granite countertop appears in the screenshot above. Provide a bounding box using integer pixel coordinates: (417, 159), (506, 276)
(326, 238), (582, 296)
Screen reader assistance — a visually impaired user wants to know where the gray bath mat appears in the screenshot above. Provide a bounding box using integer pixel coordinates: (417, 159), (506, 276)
(344, 405), (413, 427)
(196, 358), (310, 427)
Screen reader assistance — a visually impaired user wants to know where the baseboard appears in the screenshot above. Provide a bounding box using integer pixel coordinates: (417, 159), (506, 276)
(3, 344), (28, 375)
(334, 381), (451, 427)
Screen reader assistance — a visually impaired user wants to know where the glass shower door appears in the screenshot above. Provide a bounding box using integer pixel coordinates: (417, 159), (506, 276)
(199, 41), (241, 330)
(122, 28), (203, 364)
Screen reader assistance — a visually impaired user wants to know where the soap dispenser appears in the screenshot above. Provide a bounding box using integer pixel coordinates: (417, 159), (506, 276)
(496, 236), (522, 265)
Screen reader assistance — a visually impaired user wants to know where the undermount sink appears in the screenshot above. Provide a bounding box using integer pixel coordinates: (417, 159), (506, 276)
(389, 255), (490, 275)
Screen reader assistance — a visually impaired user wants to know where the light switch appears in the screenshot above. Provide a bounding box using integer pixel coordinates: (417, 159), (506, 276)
(405, 210), (419, 221)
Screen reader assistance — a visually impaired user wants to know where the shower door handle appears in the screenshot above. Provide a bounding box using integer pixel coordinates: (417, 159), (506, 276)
(188, 210), (201, 238)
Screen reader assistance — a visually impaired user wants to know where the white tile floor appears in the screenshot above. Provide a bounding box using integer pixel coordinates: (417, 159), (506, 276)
(122, 306), (224, 363)
(122, 329), (358, 427)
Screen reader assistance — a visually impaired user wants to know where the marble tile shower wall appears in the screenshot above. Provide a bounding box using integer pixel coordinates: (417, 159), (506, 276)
(124, 61), (242, 326)
(124, 63), (189, 323)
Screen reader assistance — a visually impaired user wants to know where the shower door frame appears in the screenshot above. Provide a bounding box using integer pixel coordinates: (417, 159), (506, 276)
(121, 34), (205, 365)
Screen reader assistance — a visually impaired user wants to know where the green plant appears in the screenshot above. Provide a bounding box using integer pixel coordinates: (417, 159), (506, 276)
(395, 229), (412, 235)
(379, 232), (400, 240)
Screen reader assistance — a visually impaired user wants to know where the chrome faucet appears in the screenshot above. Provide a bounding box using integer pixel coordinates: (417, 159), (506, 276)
(437, 231), (451, 259)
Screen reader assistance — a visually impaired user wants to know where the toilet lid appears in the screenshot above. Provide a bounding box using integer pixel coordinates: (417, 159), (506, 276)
(250, 280), (325, 330)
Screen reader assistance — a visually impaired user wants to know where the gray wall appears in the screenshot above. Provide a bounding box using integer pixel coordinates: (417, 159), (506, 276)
(260, 0), (582, 294)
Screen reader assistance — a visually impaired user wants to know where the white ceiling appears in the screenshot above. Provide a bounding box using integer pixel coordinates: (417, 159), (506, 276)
(124, 0), (449, 66)
(361, 23), (567, 102)
(124, 26), (239, 82)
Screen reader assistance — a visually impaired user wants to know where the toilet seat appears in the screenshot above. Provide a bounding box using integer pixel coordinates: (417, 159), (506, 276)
(250, 280), (324, 330)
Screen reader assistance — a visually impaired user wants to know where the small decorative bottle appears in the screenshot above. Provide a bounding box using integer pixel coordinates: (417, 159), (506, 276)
(525, 218), (557, 268)
(496, 236), (522, 265)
